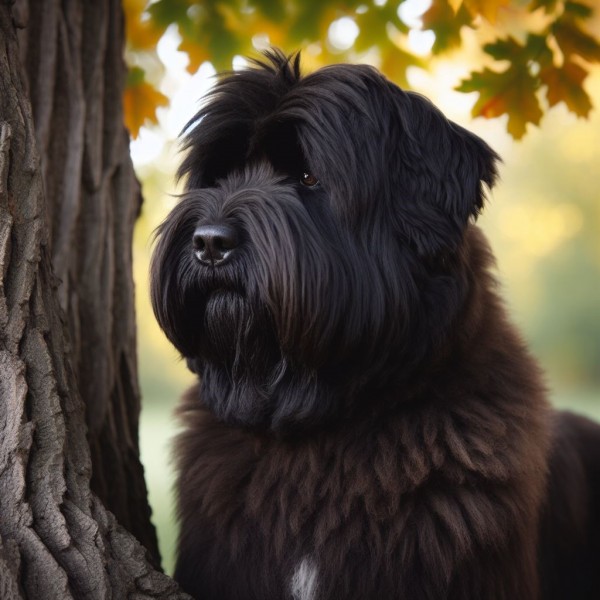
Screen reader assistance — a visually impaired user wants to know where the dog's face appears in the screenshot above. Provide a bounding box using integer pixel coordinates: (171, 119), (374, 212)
(151, 50), (499, 432)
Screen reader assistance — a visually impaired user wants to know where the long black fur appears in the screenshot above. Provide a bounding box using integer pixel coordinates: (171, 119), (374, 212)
(151, 50), (600, 599)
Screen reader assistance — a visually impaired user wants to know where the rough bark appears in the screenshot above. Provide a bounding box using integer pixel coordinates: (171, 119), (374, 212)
(13, 0), (159, 559)
(0, 1), (189, 597)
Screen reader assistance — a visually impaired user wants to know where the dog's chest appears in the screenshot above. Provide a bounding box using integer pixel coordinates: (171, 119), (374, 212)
(182, 413), (443, 599)
(178, 398), (547, 600)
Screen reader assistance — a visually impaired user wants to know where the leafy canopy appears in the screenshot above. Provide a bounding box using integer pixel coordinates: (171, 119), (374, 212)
(123, 0), (600, 139)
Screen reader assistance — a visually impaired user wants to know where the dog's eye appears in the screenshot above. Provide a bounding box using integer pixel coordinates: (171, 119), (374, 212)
(301, 172), (319, 187)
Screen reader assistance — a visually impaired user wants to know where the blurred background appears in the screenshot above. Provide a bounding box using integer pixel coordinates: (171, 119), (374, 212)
(125, 0), (600, 574)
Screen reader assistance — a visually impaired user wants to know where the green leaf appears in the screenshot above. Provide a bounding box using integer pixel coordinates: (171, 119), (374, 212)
(528, 0), (559, 13)
(553, 18), (600, 63)
(484, 36), (525, 62)
(421, 0), (473, 54)
(147, 0), (190, 28)
(458, 66), (543, 139)
(173, 2), (243, 71)
(252, 0), (287, 23)
(564, 1), (593, 19)
(484, 35), (553, 69)
(354, 4), (407, 54)
(287, 0), (335, 45)
(541, 61), (593, 117)
(126, 65), (146, 87)
(525, 34), (554, 68)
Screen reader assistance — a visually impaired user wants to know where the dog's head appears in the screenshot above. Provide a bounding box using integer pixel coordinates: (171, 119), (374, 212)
(151, 50), (499, 432)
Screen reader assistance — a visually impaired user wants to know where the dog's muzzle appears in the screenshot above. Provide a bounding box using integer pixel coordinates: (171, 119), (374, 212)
(193, 223), (239, 266)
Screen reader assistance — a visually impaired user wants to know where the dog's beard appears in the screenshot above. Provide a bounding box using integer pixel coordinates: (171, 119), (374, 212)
(203, 290), (262, 365)
(198, 289), (342, 431)
(200, 290), (278, 427)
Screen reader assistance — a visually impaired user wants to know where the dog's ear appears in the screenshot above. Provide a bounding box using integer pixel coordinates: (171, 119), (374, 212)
(392, 90), (501, 255)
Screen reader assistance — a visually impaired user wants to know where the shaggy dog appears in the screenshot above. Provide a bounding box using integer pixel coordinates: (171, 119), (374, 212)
(151, 51), (600, 599)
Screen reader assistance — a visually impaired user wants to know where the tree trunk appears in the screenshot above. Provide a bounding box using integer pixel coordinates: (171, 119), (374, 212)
(0, 1), (188, 597)
(14, 0), (159, 559)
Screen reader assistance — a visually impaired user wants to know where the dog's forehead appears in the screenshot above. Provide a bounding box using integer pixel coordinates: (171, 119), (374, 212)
(244, 63), (405, 161)
(298, 63), (385, 98)
(277, 63), (397, 120)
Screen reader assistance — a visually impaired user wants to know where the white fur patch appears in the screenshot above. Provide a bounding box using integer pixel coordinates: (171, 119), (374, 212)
(290, 556), (319, 600)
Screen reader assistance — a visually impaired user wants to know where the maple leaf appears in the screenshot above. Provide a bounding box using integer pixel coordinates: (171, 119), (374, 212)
(458, 66), (543, 139)
(484, 36), (526, 61)
(541, 61), (593, 117)
(421, 0), (473, 54)
(525, 34), (555, 68)
(252, 0), (287, 23)
(563, 1), (594, 19)
(217, 3), (289, 51)
(463, 0), (510, 24)
(287, 0), (339, 47)
(147, 0), (190, 27)
(380, 43), (423, 89)
(528, 0), (560, 13)
(484, 35), (553, 69)
(123, 0), (164, 51)
(553, 18), (600, 63)
(178, 36), (213, 73)
(175, 3), (242, 72)
(354, 3), (406, 54)
(123, 67), (169, 138)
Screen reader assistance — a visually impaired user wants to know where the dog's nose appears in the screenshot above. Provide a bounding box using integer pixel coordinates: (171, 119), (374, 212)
(193, 224), (238, 266)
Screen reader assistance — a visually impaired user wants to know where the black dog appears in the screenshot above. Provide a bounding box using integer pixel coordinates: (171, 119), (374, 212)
(151, 51), (600, 599)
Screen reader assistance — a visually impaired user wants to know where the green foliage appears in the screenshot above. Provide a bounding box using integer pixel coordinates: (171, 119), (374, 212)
(123, 0), (600, 137)
(422, 0), (473, 54)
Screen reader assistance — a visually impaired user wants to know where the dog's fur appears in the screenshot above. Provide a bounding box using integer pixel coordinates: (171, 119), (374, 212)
(151, 51), (600, 599)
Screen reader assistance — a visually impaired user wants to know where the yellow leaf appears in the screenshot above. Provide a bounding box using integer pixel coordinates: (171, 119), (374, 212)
(217, 4), (289, 50)
(464, 0), (509, 24)
(179, 35), (213, 74)
(448, 0), (464, 13)
(217, 3), (248, 36)
(123, 80), (169, 138)
(380, 44), (421, 89)
(297, 45), (329, 74)
(123, 0), (163, 50)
